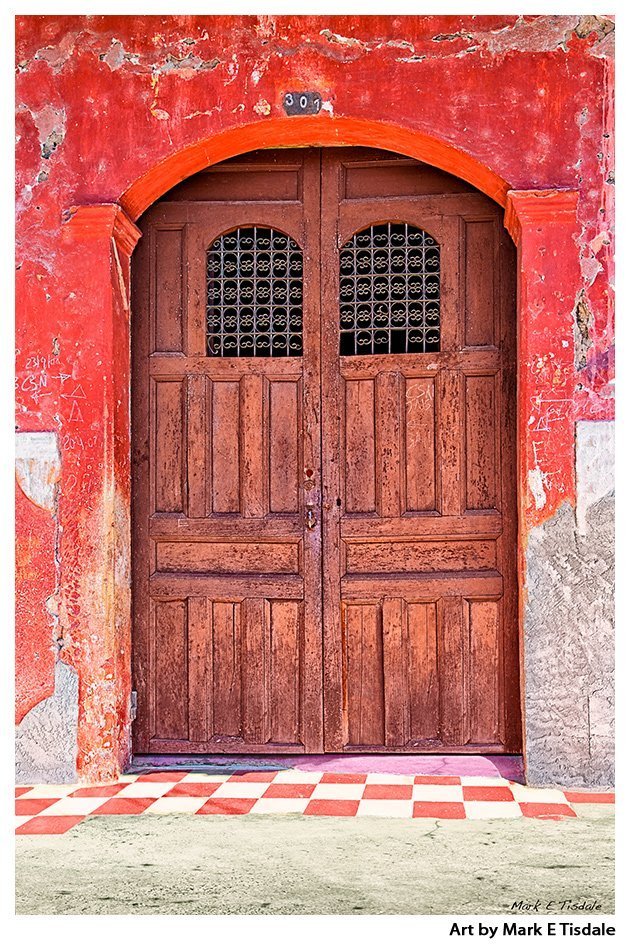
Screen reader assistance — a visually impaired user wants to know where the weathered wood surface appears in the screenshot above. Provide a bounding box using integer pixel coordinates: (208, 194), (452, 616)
(132, 147), (520, 755)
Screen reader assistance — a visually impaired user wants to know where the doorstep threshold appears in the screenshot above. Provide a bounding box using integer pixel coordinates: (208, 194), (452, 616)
(129, 753), (525, 782)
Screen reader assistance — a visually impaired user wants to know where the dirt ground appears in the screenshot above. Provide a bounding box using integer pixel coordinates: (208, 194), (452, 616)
(15, 807), (614, 915)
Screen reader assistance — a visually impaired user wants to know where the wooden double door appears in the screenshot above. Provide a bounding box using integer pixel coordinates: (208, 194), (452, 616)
(132, 147), (521, 755)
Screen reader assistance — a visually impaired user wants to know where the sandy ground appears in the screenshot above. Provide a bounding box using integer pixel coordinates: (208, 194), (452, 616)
(15, 807), (614, 915)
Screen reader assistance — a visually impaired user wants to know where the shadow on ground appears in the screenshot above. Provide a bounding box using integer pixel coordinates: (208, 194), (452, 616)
(16, 807), (614, 915)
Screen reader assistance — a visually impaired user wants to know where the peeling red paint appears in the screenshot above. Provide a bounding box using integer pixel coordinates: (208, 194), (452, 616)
(15, 482), (57, 722)
(505, 190), (581, 529)
(15, 15), (614, 781)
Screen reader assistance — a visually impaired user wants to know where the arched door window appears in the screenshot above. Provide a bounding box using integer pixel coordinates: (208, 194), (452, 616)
(206, 226), (303, 357)
(339, 222), (440, 356)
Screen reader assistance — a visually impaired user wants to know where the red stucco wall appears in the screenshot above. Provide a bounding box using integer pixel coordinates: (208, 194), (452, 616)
(15, 482), (57, 721)
(15, 15), (614, 778)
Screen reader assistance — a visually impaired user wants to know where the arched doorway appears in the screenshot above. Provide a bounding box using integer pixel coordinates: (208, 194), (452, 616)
(131, 146), (520, 755)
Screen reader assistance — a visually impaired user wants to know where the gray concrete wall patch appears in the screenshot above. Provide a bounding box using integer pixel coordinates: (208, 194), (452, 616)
(15, 660), (79, 784)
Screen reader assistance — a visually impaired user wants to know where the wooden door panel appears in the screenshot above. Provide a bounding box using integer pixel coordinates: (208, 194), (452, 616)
(406, 601), (440, 743)
(344, 539), (497, 574)
(439, 596), (466, 745)
(147, 594), (308, 752)
(404, 376), (437, 512)
(153, 225), (186, 353)
(153, 599), (189, 741)
(464, 218), (499, 348)
(153, 380), (185, 513)
(211, 600), (242, 739)
(343, 370), (443, 518)
(341, 515), (502, 540)
(341, 594), (504, 750)
(339, 349), (501, 376)
(321, 148), (520, 753)
(343, 379), (376, 513)
(133, 149), (322, 754)
(186, 596), (211, 742)
(134, 147), (520, 757)
(150, 574), (304, 600)
(341, 573), (503, 601)
(343, 602), (385, 747)
(438, 369), (464, 517)
(375, 372), (403, 518)
(240, 374), (264, 517)
(165, 149), (306, 203)
(341, 157), (474, 200)
(464, 373), (500, 511)
(186, 375), (210, 517)
(211, 380), (241, 513)
(467, 598), (502, 745)
(155, 540), (301, 574)
(269, 380), (302, 513)
(268, 600), (303, 745)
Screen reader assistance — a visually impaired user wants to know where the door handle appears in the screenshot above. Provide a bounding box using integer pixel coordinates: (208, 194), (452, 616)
(306, 507), (317, 530)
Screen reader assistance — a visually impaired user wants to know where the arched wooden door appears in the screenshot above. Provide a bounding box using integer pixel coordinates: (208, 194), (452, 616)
(132, 147), (521, 755)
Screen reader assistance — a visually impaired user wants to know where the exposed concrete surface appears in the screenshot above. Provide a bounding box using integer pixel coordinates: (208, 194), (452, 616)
(524, 493), (614, 789)
(576, 420), (614, 535)
(15, 661), (78, 784)
(15, 809), (614, 915)
(15, 431), (60, 513)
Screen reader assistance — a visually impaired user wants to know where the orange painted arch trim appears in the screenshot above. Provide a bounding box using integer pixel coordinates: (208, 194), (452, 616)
(120, 116), (511, 221)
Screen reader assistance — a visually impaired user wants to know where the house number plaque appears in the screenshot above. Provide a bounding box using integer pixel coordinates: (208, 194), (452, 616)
(283, 92), (322, 116)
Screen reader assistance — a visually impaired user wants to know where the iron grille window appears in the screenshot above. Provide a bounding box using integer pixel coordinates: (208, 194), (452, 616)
(206, 226), (303, 357)
(339, 222), (440, 356)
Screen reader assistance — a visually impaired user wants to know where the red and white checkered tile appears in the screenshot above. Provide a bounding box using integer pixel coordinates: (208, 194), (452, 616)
(15, 771), (614, 834)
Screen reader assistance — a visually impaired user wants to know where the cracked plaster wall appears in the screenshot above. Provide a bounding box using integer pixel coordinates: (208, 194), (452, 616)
(524, 421), (614, 788)
(15, 661), (79, 783)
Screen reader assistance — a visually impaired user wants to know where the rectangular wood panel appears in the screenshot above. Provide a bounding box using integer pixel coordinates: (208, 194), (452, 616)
(465, 220), (496, 347)
(151, 573), (304, 599)
(211, 601), (242, 737)
(467, 599), (500, 744)
(241, 374), (265, 517)
(156, 541), (300, 574)
(382, 598), (406, 746)
(154, 599), (188, 740)
(341, 514), (502, 540)
(342, 573), (503, 600)
(343, 603), (385, 746)
(343, 159), (472, 199)
(404, 377), (436, 512)
(439, 597), (465, 745)
(407, 601), (439, 742)
(154, 380), (184, 513)
(168, 165), (302, 202)
(465, 374), (498, 510)
(344, 379), (376, 513)
(187, 597), (210, 742)
(186, 375), (209, 518)
(154, 227), (184, 353)
(269, 381), (300, 513)
(376, 372), (402, 518)
(438, 370), (462, 516)
(345, 539), (496, 573)
(242, 598), (266, 744)
(211, 381), (240, 513)
(268, 601), (302, 744)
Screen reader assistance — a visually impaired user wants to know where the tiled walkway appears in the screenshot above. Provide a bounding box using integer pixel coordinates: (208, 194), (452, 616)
(16, 768), (614, 835)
